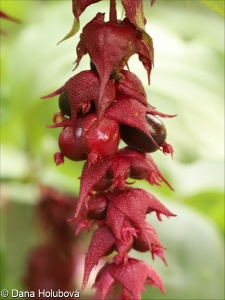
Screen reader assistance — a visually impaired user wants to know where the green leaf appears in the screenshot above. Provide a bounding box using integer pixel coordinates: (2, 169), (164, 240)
(200, 0), (225, 17)
(57, 17), (80, 45)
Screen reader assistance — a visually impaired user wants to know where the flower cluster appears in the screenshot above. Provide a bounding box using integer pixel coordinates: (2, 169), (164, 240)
(43, 1), (176, 299)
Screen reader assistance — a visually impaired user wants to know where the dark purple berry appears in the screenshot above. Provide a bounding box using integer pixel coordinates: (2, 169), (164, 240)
(59, 90), (71, 117)
(120, 114), (167, 153)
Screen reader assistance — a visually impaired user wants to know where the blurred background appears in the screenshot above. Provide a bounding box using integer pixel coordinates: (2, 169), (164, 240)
(0, 0), (224, 299)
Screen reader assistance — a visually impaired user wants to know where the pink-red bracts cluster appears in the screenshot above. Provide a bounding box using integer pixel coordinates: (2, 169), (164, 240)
(24, 186), (79, 298)
(43, 0), (176, 299)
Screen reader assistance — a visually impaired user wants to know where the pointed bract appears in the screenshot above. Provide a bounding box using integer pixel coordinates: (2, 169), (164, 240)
(116, 69), (148, 106)
(82, 225), (115, 290)
(94, 257), (165, 300)
(75, 159), (113, 217)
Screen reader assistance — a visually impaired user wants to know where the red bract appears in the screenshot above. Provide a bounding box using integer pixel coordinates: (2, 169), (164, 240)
(72, 0), (101, 21)
(93, 257), (165, 300)
(106, 188), (176, 248)
(42, 70), (116, 122)
(118, 147), (173, 189)
(115, 69), (148, 106)
(75, 13), (153, 103)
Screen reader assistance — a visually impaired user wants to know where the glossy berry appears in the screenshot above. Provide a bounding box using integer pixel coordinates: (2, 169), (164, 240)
(59, 90), (71, 117)
(57, 119), (87, 162)
(82, 113), (120, 164)
(120, 114), (167, 153)
(133, 238), (149, 252)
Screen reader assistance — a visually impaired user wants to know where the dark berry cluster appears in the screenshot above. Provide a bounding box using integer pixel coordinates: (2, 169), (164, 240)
(42, 1), (176, 299)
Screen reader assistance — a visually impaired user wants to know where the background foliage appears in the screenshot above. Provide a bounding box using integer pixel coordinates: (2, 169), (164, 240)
(0, 1), (224, 299)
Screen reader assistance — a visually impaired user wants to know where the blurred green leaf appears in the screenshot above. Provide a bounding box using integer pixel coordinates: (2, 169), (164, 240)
(200, 0), (225, 17)
(1, 200), (38, 290)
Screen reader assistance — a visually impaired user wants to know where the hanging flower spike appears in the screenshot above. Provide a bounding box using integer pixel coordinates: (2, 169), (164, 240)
(44, 0), (177, 299)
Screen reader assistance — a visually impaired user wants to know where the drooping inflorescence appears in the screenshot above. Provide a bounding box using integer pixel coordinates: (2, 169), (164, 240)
(42, 1), (176, 299)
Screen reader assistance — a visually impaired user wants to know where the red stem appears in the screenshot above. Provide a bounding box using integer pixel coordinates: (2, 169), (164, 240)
(109, 0), (117, 22)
